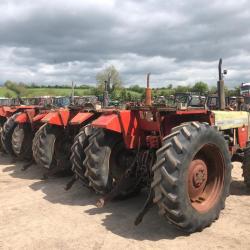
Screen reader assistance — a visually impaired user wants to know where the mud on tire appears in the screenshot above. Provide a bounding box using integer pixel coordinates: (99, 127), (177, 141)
(1, 113), (20, 155)
(152, 122), (232, 233)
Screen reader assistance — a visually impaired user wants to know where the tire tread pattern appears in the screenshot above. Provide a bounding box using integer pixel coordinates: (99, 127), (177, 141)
(152, 122), (232, 232)
(1, 113), (20, 155)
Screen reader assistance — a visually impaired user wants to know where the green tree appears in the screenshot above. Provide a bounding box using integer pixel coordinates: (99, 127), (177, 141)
(120, 88), (127, 101)
(175, 85), (191, 93)
(127, 92), (132, 101)
(110, 89), (119, 100)
(4, 92), (12, 98)
(192, 81), (208, 94)
(4, 80), (27, 97)
(167, 84), (173, 89)
(228, 86), (240, 96)
(209, 86), (217, 94)
(128, 85), (144, 93)
(96, 65), (122, 93)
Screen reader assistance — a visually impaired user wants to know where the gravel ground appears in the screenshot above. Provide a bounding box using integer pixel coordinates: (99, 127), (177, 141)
(0, 156), (250, 250)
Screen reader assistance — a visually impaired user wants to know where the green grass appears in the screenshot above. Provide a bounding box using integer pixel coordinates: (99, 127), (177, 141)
(0, 87), (93, 98)
(126, 90), (142, 98)
(0, 87), (143, 101)
(0, 87), (16, 97)
(25, 88), (93, 97)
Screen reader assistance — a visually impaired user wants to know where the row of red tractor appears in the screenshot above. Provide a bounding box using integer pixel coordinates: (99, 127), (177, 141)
(1, 59), (250, 234)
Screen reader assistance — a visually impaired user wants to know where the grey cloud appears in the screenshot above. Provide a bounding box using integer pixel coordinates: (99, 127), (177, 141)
(0, 0), (250, 88)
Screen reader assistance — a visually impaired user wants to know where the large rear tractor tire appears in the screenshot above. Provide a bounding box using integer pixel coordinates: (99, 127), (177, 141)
(242, 145), (250, 188)
(0, 118), (7, 152)
(12, 123), (33, 160)
(70, 125), (93, 186)
(84, 128), (139, 196)
(152, 122), (232, 233)
(32, 124), (47, 162)
(32, 124), (72, 172)
(1, 113), (20, 155)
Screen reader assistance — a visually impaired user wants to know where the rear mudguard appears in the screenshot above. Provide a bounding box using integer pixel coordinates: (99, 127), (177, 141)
(0, 107), (17, 118)
(32, 113), (48, 122)
(91, 110), (139, 148)
(41, 108), (70, 126)
(15, 109), (36, 123)
(0, 107), (6, 118)
(70, 112), (94, 125)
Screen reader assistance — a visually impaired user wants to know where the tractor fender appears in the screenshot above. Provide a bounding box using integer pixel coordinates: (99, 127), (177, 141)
(15, 113), (28, 123)
(3, 106), (17, 117)
(41, 108), (70, 126)
(70, 112), (94, 125)
(91, 110), (139, 148)
(0, 107), (5, 117)
(15, 109), (36, 123)
(32, 113), (47, 122)
(3, 107), (14, 112)
(91, 113), (122, 133)
(4, 107), (17, 117)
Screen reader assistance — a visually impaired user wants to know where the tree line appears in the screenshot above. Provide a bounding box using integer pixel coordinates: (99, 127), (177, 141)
(2, 65), (241, 100)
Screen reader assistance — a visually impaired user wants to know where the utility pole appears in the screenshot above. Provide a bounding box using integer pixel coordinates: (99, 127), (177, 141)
(71, 81), (75, 105)
(217, 58), (227, 110)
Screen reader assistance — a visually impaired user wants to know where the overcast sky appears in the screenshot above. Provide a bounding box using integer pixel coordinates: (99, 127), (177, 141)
(1, 0), (250, 88)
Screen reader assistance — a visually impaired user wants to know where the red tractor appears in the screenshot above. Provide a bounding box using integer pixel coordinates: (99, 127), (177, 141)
(10, 97), (70, 167)
(0, 98), (16, 150)
(32, 96), (102, 178)
(0, 97), (46, 155)
(70, 59), (250, 233)
(0, 98), (20, 135)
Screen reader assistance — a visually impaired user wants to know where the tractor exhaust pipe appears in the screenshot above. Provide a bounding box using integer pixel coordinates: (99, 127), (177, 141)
(217, 58), (226, 110)
(145, 73), (152, 106)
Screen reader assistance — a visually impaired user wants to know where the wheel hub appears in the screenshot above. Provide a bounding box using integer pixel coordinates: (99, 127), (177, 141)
(188, 159), (208, 201)
(193, 168), (207, 187)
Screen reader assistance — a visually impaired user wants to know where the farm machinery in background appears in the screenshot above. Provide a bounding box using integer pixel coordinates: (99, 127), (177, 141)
(67, 59), (250, 233)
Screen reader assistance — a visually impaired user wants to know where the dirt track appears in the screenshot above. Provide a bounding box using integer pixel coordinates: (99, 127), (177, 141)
(0, 157), (250, 250)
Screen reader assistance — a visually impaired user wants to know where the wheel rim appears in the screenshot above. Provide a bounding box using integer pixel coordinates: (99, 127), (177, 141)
(187, 144), (225, 213)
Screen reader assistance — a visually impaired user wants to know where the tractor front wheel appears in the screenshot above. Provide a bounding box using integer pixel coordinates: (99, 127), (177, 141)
(152, 122), (231, 233)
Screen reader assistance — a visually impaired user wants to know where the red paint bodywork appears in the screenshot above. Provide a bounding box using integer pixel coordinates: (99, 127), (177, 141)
(70, 112), (94, 125)
(92, 109), (213, 148)
(238, 127), (248, 148)
(32, 113), (47, 122)
(0, 107), (17, 117)
(15, 109), (36, 123)
(0, 105), (37, 119)
(92, 111), (139, 148)
(41, 108), (70, 127)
